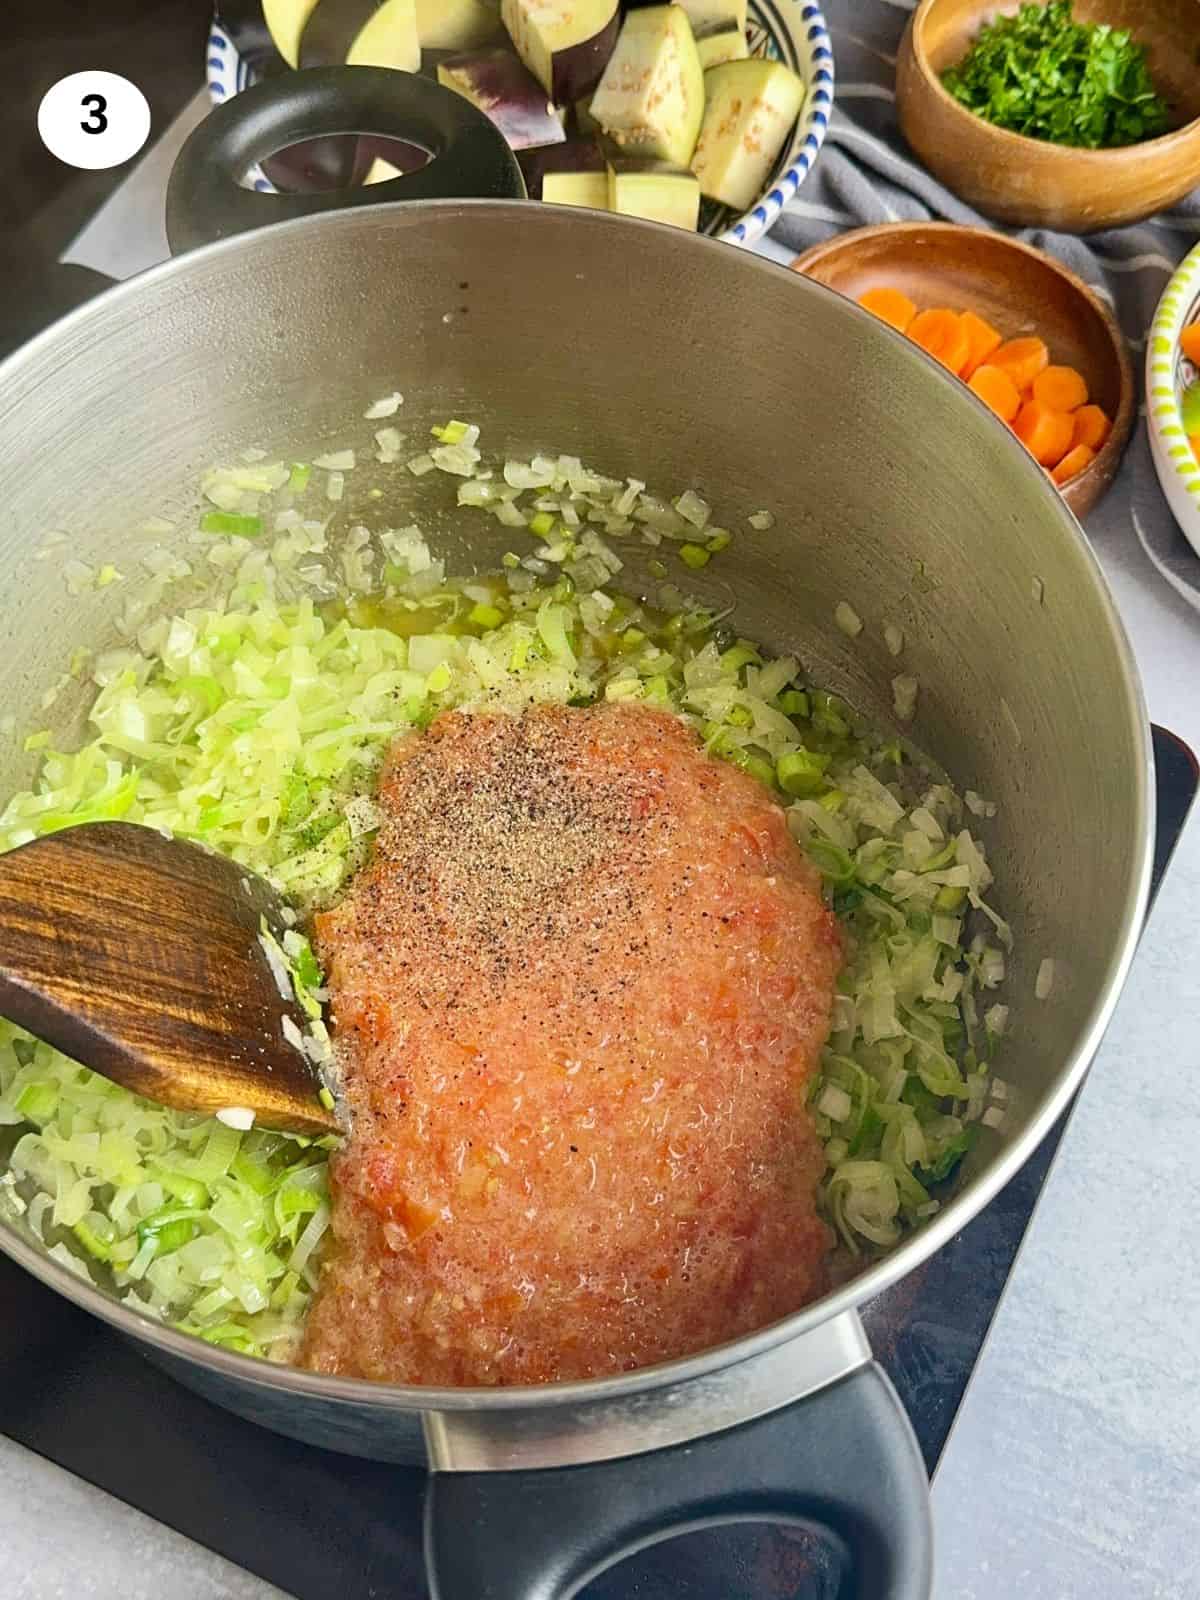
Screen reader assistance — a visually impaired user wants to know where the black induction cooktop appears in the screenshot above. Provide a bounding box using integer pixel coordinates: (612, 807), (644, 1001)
(0, 727), (1193, 1600)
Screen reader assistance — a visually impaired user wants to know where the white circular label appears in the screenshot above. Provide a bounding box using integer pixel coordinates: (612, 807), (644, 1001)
(37, 71), (151, 171)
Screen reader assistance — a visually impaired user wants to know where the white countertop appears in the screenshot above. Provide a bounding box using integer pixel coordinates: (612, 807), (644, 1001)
(6, 111), (1200, 1600)
(931, 467), (1200, 1600)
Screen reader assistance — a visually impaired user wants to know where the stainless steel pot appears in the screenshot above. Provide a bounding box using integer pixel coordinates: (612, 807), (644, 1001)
(0, 68), (1151, 1600)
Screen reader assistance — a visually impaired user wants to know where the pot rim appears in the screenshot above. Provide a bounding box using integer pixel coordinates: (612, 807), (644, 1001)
(0, 201), (1155, 1415)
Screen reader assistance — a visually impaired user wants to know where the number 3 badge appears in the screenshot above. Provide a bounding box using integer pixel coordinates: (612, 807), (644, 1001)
(38, 71), (151, 170)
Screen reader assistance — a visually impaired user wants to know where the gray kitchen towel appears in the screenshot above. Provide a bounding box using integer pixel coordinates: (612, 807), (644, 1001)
(769, 0), (1200, 597)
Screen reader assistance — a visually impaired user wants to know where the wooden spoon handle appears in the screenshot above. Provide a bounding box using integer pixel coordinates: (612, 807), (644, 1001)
(0, 823), (339, 1135)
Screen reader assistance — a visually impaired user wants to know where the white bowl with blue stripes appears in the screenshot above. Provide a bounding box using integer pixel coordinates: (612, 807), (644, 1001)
(206, 2), (834, 247)
(722, 1), (834, 246)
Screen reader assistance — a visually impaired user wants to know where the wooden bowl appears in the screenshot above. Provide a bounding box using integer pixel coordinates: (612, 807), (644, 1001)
(896, 0), (1200, 232)
(791, 222), (1135, 517)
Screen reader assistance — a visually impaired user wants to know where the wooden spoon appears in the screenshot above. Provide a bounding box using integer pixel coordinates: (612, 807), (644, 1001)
(0, 822), (341, 1136)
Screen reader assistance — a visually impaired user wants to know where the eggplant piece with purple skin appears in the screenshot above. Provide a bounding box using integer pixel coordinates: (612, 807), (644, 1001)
(500, 0), (620, 103)
(517, 139), (604, 198)
(437, 47), (566, 152)
(517, 139), (606, 205)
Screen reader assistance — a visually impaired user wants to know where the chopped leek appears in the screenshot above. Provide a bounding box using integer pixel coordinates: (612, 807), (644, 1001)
(432, 420), (470, 445)
(468, 602), (505, 630)
(777, 749), (831, 797)
(0, 416), (1012, 1351)
(200, 512), (264, 538)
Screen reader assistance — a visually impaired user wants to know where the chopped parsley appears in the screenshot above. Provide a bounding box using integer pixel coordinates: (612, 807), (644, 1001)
(942, 1), (1172, 150)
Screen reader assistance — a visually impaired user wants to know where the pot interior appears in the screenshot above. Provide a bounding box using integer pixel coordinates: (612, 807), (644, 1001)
(0, 203), (1149, 1391)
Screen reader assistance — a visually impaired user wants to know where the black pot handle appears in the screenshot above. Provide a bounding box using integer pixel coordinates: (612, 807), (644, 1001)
(0, 263), (115, 361)
(424, 1362), (932, 1600)
(165, 65), (526, 255)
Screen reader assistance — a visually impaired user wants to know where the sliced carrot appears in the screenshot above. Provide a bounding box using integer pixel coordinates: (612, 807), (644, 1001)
(1013, 399), (1076, 467)
(1032, 364), (1089, 413)
(1190, 432), (1200, 463)
(1071, 404), (1112, 452)
(908, 308), (971, 374)
(1180, 324), (1200, 365)
(858, 287), (917, 333)
(958, 310), (1003, 378)
(990, 336), (1050, 392)
(968, 363), (1021, 422)
(1051, 443), (1096, 485)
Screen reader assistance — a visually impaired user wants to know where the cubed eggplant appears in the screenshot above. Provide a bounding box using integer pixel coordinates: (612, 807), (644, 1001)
(416, 0), (505, 50)
(606, 154), (700, 230)
(517, 138), (605, 198)
(438, 47), (566, 151)
(591, 6), (704, 168)
(360, 137), (435, 183)
(298, 0), (420, 71)
(694, 20), (747, 70)
(542, 170), (608, 208)
(622, 0), (745, 19)
(691, 58), (806, 212)
(678, 0), (746, 31)
(500, 0), (620, 103)
(572, 95), (601, 137)
(364, 158), (405, 184)
(263, 0), (321, 66)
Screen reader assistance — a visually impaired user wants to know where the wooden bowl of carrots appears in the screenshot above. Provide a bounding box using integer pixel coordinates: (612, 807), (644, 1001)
(792, 222), (1134, 517)
(896, 0), (1200, 232)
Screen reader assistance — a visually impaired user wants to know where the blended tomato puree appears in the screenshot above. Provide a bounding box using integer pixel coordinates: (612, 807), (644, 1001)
(301, 703), (841, 1385)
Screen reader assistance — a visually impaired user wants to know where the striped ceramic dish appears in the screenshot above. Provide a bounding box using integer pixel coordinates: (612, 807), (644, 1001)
(1146, 240), (1200, 560)
(205, 2), (834, 247)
